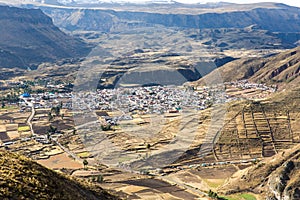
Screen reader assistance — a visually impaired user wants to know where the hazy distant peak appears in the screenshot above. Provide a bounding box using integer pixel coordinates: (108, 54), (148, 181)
(37, 0), (180, 5)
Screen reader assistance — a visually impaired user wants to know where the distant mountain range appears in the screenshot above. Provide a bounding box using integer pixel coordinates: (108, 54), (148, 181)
(36, 0), (179, 5)
(0, 0), (232, 6)
(36, 2), (300, 48)
(1, 1), (300, 71)
(27, 3), (300, 33)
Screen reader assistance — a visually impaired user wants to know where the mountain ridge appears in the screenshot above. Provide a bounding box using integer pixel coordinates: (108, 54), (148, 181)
(196, 47), (300, 90)
(0, 5), (91, 69)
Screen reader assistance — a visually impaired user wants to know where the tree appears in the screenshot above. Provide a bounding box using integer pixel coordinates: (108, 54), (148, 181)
(146, 143), (151, 149)
(51, 106), (60, 116)
(83, 159), (88, 170)
(146, 143), (151, 158)
(46, 132), (51, 142)
(208, 190), (219, 199)
(48, 125), (57, 134)
(96, 174), (104, 183)
(101, 124), (112, 131)
(48, 112), (53, 121)
(1, 100), (5, 109)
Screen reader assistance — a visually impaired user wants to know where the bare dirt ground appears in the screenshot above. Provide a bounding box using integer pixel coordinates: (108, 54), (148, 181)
(37, 153), (82, 169)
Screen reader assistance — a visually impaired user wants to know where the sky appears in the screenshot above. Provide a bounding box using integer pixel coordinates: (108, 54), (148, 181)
(175, 0), (299, 7)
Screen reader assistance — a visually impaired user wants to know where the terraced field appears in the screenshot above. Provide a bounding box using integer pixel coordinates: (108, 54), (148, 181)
(172, 88), (300, 167)
(0, 107), (31, 144)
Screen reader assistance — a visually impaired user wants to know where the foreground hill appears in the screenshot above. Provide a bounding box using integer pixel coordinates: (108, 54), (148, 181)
(0, 150), (118, 200)
(196, 47), (300, 90)
(0, 6), (90, 69)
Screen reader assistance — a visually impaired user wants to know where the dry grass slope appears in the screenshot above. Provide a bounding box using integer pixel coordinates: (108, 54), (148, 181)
(0, 150), (118, 200)
(196, 47), (300, 90)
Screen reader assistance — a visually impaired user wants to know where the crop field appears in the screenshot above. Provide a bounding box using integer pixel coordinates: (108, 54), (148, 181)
(0, 108), (30, 143)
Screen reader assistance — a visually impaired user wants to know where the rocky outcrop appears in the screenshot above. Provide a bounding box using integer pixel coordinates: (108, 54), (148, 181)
(267, 157), (300, 200)
(219, 143), (300, 200)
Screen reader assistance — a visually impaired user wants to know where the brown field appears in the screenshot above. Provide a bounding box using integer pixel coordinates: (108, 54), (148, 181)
(37, 153), (83, 169)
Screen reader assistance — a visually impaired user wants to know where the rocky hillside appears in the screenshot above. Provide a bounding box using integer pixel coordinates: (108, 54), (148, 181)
(0, 150), (118, 200)
(196, 47), (300, 90)
(219, 143), (300, 200)
(0, 6), (90, 69)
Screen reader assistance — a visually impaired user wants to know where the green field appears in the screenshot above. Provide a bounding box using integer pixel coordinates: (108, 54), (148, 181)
(18, 126), (30, 132)
(240, 193), (256, 200)
(222, 193), (257, 200)
(0, 105), (18, 111)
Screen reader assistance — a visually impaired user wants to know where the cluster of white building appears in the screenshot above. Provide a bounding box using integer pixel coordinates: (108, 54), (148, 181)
(226, 80), (277, 92)
(72, 85), (229, 115)
(18, 80), (275, 118)
(19, 92), (72, 110)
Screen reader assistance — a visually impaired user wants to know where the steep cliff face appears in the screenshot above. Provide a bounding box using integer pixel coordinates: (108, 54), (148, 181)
(267, 153), (300, 200)
(0, 6), (90, 69)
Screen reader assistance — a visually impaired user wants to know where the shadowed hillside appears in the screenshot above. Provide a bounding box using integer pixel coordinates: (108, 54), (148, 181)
(0, 6), (90, 69)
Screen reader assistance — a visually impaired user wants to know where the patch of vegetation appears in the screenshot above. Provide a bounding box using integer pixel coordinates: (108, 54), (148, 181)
(220, 193), (256, 200)
(17, 126), (30, 132)
(101, 124), (112, 131)
(0, 105), (18, 110)
(77, 152), (91, 158)
(91, 175), (104, 183)
(208, 190), (227, 200)
(240, 193), (256, 200)
(205, 179), (226, 188)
